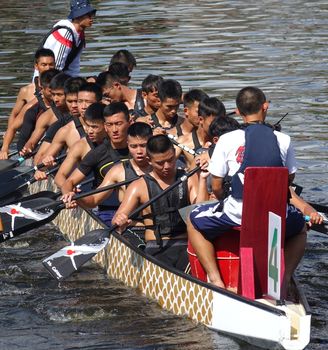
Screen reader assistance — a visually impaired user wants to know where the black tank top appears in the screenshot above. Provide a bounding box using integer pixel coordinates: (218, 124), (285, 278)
(73, 117), (86, 138)
(191, 129), (202, 151)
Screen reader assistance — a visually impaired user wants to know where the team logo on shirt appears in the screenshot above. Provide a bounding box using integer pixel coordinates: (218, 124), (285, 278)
(235, 146), (245, 164)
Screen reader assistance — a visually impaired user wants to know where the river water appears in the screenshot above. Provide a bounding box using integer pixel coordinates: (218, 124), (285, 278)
(0, 0), (327, 349)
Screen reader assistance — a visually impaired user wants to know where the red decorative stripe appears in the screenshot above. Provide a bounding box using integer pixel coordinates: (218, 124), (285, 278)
(52, 30), (73, 48)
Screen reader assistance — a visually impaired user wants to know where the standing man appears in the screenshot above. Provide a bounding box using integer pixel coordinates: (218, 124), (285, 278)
(38, 0), (96, 77)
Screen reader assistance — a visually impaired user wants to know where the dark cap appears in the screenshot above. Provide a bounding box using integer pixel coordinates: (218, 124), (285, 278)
(68, 0), (96, 20)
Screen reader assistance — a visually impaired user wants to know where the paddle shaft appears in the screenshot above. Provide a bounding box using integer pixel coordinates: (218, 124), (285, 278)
(12, 152), (67, 179)
(33, 176), (140, 212)
(167, 133), (202, 157)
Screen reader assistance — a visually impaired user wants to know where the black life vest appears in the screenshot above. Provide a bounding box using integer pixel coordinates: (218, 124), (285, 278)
(231, 123), (283, 199)
(39, 25), (85, 72)
(143, 169), (190, 244)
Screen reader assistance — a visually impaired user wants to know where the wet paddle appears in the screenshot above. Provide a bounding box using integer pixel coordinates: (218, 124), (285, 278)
(0, 150), (37, 174)
(0, 165), (60, 206)
(0, 177), (139, 243)
(42, 166), (201, 281)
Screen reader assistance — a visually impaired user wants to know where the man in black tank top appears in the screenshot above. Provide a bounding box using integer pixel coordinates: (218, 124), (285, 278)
(62, 102), (131, 222)
(96, 63), (144, 117)
(133, 74), (163, 118)
(33, 77), (88, 165)
(66, 122), (153, 224)
(137, 79), (192, 137)
(35, 82), (101, 166)
(20, 72), (71, 156)
(0, 49), (55, 160)
(48, 103), (106, 187)
(111, 135), (209, 271)
(175, 97), (226, 169)
(16, 69), (57, 152)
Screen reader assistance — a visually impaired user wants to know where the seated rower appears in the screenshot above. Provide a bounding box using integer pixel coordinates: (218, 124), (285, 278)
(33, 77), (87, 164)
(36, 82), (102, 165)
(21, 72), (71, 155)
(62, 122), (153, 225)
(133, 74), (163, 118)
(112, 134), (208, 271)
(96, 62), (145, 115)
(36, 102), (106, 184)
(61, 102), (130, 222)
(175, 96), (225, 169)
(137, 79), (192, 137)
(187, 86), (315, 290)
(0, 48), (55, 159)
(109, 49), (137, 74)
(15, 69), (59, 152)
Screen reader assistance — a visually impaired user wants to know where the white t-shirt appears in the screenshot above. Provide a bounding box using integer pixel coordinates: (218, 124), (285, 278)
(208, 128), (297, 224)
(34, 19), (84, 78)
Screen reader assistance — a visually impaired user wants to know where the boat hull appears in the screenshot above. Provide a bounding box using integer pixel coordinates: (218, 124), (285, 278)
(29, 178), (311, 350)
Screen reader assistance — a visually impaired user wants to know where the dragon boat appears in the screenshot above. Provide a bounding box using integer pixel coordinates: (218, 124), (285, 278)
(28, 166), (311, 350)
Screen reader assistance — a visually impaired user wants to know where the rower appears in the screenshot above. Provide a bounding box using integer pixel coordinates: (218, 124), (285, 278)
(112, 134), (208, 271)
(37, 0), (96, 77)
(20, 72), (71, 155)
(96, 62), (145, 115)
(109, 49), (137, 74)
(61, 102), (130, 222)
(133, 74), (163, 118)
(14, 69), (58, 153)
(36, 82), (102, 164)
(0, 49), (55, 159)
(175, 96), (225, 169)
(139, 79), (192, 137)
(186, 86), (311, 291)
(62, 122), (153, 225)
(33, 77), (87, 163)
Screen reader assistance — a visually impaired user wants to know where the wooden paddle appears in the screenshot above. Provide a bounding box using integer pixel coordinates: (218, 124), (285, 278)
(0, 177), (139, 243)
(42, 165), (201, 281)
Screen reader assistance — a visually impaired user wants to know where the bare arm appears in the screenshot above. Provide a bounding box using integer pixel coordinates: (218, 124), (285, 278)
(21, 109), (56, 154)
(289, 187), (323, 225)
(0, 104), (34, 158)
(33, 141), (51, 165)
(7, 85), (35, 126)
(111, 178), (145, 232)
(212, 175), (225, 200)
(61, 168), (86, 194)
(77, 164), (123, 208)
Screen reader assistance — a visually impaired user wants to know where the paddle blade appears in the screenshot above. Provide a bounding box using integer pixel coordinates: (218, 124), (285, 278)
(0, 166), (34, 183)
(0, 197), (60, 242)
(0, 174), (33, 201)
(0, 159), (20, 173)
(43, 229), (110, 281)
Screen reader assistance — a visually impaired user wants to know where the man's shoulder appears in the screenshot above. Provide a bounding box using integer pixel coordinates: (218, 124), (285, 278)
(273, 130), (292, 148)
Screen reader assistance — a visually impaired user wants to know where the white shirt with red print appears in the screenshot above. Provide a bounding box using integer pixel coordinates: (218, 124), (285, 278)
(208, 128), (297, 224)
(36, 19), (85, 77)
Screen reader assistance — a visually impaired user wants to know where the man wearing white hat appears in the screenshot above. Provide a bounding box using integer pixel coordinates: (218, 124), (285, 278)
(38, 0), (96, 77)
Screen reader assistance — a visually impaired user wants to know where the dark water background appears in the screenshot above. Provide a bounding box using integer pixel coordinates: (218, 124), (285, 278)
(0, 1), (327, 349)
